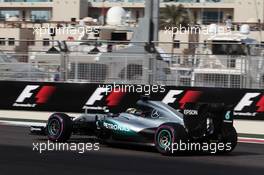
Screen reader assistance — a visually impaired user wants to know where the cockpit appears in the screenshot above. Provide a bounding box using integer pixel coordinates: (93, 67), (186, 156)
(125, 108), (151, 118)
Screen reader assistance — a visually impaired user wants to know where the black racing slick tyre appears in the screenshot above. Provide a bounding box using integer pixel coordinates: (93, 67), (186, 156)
(47, 113), (73, 142)
(218, 125), (238, 154)
(154, 123), (187, 156)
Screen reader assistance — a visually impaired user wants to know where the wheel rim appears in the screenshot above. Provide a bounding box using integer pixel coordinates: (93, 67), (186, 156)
(48, 119), (61, 136)
(158, 129), (172, 149)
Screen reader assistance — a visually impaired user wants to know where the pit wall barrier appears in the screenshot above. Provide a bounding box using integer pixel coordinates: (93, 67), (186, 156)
(0, 81), (263, 120)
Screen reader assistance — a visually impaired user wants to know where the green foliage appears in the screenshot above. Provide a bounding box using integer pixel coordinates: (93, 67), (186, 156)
(160, 4), (194, 29)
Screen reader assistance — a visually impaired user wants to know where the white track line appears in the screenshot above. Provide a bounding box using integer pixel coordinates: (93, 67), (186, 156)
(0, 120), (45, 127)
(238, 137), (264, 144)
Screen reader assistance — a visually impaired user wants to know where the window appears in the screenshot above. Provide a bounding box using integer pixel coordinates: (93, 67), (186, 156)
(260, 42), (264, 48)
(31, 10), (51, 22)
(8, 38), (15, 46)
(43, 38), (50, 46)
(227, 59), (236, 68)
(202, 11), (223, 24)
(111, 32), (127, 41)
(0, 38), (5, 45)
(173, 40), (180, 48)
(212, 41), (246, 55)
(0, 10), (19, 21)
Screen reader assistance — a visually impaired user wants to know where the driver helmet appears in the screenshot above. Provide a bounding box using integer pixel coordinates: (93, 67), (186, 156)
(126, 108), (137, 114)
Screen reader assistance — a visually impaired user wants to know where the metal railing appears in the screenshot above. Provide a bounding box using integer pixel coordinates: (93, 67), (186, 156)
(0, 40), (263, 89)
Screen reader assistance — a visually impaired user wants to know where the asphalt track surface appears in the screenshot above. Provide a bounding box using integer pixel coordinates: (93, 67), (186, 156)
(0, 125), (264, 175)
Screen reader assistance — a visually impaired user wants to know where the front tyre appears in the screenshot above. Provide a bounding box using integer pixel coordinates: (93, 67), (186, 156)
(155, 123), (187, 155)
(47, 113), (73, 142)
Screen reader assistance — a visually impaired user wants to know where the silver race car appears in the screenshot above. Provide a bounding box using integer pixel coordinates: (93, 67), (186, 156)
(31, 97), (237, 155)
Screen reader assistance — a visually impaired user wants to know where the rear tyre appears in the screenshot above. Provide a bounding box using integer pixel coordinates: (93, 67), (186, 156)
(217, 125), (237, 154)
(47, 113), (73, 142)
(155, 123), (187, 155)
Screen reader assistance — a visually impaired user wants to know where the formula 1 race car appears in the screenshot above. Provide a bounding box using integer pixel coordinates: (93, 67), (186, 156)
(30, 97), (237, 155)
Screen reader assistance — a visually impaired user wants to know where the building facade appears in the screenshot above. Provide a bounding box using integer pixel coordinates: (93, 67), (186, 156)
(1, 0), (263, 26)
(89, 0), (264, 24)
(0, 0), (263, 53)
(0, 0), (88, 21)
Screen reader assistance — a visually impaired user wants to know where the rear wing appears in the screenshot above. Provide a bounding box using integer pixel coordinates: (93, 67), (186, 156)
(182, 103), (234, 137)
(183, 103), (234, 121)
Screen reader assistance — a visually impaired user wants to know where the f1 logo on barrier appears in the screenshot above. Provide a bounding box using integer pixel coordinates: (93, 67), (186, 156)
(13, 85), (56, 107)
(83, 87), (126, 110)
(162, 90), (202, 109)
(85, 87), (108, 106)
(234, 93), (264, 113)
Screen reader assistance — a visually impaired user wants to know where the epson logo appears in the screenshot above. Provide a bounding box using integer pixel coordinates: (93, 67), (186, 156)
(184, 110), (198, 116)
